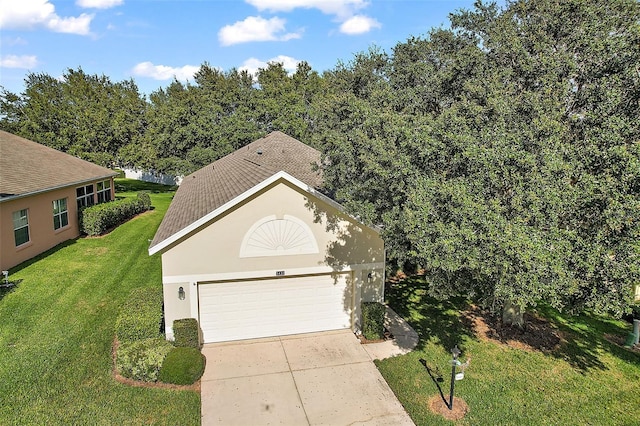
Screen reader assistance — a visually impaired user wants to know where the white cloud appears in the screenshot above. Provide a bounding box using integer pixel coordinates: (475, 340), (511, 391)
(339, 14), (380, 34)
(0, 0), (93, 35)
(131, 62), (200, 81)
(219, 16), (301, 46)
(0, 54), (38, 68)
(246, 0), (367, 19)
(239, 55), (301, 76)
(245, 0), (379, 36)
(76, 0), (123, 9)
(46, 13), (93, 35)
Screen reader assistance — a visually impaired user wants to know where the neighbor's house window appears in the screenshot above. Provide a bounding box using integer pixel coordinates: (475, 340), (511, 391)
(13, 209), (30, 247)
(53, 198), (69, 230)
(76, 184), (95, 209)
(96, 180), (112, 203)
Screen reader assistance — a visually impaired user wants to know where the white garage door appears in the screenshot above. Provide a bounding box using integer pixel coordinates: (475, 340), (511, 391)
(199, 273), (352, 343)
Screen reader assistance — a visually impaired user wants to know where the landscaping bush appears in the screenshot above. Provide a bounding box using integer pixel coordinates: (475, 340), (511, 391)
(362, 301), (386, 340)
(173, 318), (200, 348)
(158, 347), (205, 385)
(79, 192), (152, 236)
(137, 191), (151, 211)
(116, 337), (173, 382)
(115, 287), (163, 344)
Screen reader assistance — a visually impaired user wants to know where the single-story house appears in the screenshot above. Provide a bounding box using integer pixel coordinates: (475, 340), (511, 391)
(149, 132), (385, 343)
(0, 131), (116, 271)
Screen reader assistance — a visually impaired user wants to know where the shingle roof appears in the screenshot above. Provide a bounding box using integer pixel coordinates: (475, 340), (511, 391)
(0, 130), (117, 201)
(150, 131), (324, 249)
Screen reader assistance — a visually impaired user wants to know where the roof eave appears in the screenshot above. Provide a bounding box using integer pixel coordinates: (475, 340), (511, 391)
(0, 172), (118, 203)
(148, 170), (379, 256)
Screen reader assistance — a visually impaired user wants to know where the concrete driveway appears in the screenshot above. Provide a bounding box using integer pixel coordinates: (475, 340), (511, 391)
(201, 329), (415, 425)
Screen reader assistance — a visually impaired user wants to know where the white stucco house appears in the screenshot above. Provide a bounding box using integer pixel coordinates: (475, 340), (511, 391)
(149, 132), (386, 343)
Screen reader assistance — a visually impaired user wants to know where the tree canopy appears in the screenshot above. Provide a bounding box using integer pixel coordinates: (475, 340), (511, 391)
(1, 0), (638, 318)
(314, 0), (639, 318)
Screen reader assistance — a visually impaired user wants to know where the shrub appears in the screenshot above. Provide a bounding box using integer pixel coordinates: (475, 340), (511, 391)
(173, 318), (200, 348)
(79, 192), (152, 236)
(158, 347), (205, 385)
(115, 287), (163, 344)
(116, 337), (173, 382)
(362, 302), (386, 340)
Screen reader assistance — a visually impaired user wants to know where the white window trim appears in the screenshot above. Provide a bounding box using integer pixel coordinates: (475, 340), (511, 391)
(53, 198), (69, 230)
(13, 209), (30, 247)
(76, 184), (95, 208)
(96, 180), (111, 203)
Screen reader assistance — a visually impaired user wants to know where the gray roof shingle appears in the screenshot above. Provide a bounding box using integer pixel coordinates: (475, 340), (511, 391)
(0, 130), (117, 200)
(150, 131), (324, 249)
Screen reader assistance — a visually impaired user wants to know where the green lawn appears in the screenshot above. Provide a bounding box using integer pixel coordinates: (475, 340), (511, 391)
(3, 179), (638, 425)
(0, 179), (199, 425)
(378, 276), (640, 426)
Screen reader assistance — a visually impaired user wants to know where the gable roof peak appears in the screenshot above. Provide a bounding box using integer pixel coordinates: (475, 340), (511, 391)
(149, 132), (324, 251)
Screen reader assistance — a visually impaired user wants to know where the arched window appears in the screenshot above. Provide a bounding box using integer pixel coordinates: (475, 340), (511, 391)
(240, 215), (319, 258)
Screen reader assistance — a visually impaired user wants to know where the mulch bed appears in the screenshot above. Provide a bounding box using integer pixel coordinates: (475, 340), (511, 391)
(428, 395), (469, 420)
(462, 305), (563, 353)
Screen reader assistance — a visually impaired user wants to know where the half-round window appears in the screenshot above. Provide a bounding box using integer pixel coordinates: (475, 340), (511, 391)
(240, 215), (319, 258)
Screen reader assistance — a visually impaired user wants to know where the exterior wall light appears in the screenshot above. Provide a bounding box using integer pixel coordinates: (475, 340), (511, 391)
(178, 286), (185, 300)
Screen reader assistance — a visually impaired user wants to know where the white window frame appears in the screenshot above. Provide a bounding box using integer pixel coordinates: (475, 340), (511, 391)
(12, 209), (30, 247)
(76, 184), (95, 209)
(53, 198), (69, 230)
(96, 180), (111, 204)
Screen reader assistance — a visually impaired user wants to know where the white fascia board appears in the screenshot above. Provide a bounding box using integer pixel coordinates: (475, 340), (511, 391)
(148, 170), (378, 256)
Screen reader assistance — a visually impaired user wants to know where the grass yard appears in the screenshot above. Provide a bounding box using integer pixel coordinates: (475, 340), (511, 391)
(378, 276), (640, 425)
(0, 179), (200, 425)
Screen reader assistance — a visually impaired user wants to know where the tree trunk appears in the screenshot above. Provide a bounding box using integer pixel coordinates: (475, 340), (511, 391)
(502, 300), (524, 328)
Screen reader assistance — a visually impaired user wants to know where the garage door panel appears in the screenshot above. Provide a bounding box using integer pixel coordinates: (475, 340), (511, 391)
(199, 274), (352, 343)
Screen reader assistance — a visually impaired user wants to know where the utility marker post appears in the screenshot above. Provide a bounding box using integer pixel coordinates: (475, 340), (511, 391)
(449, 345), (461, 410)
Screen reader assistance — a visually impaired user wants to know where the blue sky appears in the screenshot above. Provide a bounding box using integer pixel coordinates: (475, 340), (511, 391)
(1, 0), (484, 96)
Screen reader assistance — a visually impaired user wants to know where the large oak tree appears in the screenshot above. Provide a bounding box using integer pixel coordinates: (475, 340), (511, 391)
(314, 0), (640, 322)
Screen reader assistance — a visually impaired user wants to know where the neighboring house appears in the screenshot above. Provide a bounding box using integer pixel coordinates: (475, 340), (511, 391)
(150, 132), (385, 343)
(0, 131), (117, 271)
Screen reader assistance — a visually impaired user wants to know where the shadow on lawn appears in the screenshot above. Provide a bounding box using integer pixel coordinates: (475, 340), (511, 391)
(0, 279), (22, 301)
(114, 178), (177, 193)
(541, 307), (640, 372)
(386, 274), (639, 373)
(385, 275), (477, 353)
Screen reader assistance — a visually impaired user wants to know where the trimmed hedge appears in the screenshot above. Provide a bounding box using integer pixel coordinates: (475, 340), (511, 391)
(173, 318), (200, 348)
(117, 337), (173, 382)
(362, 302), (386, 340)
(80, 192), (152, 236)
(115, 287), (163, 344)
(158, 347), (205, 385)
